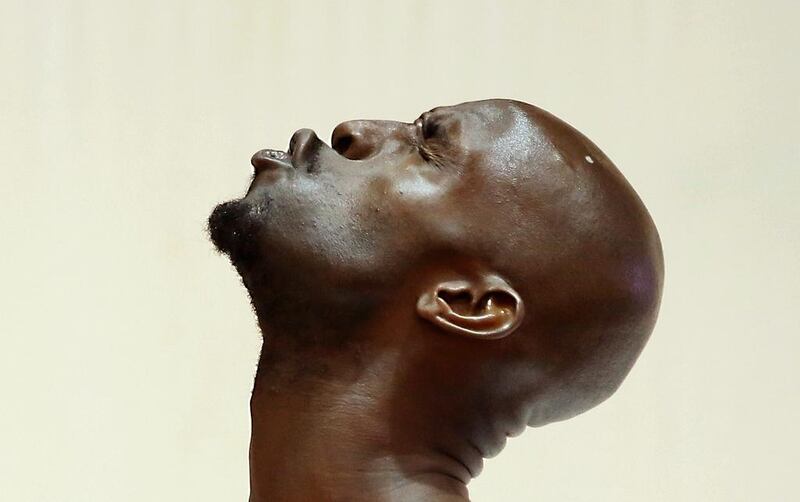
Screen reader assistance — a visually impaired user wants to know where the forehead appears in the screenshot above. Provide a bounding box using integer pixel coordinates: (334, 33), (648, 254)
(422, 99), (521, 127)
(425, 100), (557, 169)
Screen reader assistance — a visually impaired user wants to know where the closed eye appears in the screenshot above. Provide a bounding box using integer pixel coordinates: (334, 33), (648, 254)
(414, 115), (444, 142)
(422, 119), (442, 140)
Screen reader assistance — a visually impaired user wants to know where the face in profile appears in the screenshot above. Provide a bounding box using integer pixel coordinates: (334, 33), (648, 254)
(209, 99), (663, 425)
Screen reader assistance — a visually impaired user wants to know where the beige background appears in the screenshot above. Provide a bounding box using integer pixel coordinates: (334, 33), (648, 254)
(2, 1), (798, 500)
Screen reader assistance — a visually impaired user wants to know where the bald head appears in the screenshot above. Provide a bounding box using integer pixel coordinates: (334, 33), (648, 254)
(209, 99), (662, 428)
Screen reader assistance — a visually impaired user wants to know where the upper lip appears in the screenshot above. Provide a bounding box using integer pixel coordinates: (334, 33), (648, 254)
(288, 128), (322, 173)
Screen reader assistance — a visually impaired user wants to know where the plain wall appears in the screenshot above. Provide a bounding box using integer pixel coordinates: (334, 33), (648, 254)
(2, 1), (798, 500)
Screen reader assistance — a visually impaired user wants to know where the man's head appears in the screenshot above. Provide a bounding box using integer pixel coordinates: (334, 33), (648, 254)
(209, 99), (662, 429)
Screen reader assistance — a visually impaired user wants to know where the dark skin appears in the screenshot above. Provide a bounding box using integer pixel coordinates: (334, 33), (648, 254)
(208, 99), (663, 501)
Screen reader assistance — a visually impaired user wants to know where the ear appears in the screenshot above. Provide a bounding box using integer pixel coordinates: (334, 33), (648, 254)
(415, 273), (525, 340)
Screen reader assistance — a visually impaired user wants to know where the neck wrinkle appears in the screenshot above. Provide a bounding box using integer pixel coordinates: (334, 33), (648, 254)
(247, 336), (478, 502)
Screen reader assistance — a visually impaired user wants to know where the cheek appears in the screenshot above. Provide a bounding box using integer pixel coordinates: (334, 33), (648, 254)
(360, 168), (464, 250)
(392, 170), (446, 201)
(257, 167), (463, 289)
(264, 173), (422, 289)
(246, 176), (352, 279)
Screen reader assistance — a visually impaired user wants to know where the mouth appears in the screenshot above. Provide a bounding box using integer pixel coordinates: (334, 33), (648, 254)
(251, 149), (294, 174)
(249, 129), (324, 179)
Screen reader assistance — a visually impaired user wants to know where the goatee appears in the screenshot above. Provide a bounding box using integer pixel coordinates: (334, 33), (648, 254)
(207, 199), (263, 268)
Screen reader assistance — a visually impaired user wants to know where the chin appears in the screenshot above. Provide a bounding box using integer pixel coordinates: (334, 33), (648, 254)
(208, 198), (264, 269)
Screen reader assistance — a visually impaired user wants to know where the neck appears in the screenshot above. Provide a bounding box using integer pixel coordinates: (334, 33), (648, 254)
(247, 330), (489, 502)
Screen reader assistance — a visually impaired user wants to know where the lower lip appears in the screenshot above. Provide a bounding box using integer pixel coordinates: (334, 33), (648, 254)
(252, 149), (294, 174)
(253, 158), (293, 174)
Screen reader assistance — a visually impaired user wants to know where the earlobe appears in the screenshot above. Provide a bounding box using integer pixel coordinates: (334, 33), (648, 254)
(416, 275), (525, 340)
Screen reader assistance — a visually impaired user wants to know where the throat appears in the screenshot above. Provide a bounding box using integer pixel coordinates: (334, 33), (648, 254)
(247, 342), (479, 502)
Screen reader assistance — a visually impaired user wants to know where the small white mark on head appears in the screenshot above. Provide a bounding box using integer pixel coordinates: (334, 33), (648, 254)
(585, 155), (595, 164)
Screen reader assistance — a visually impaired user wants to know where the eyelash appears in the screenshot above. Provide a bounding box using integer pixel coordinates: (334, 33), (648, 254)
(413, 116), (447, 170)
(414, 123), (444, 170)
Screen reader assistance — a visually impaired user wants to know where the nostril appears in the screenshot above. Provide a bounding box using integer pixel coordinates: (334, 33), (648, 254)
(332, 122), (375, 160)
(331, 122), (360, 157)
(332, 134), (354, 156)
(331, 121), (383, 161)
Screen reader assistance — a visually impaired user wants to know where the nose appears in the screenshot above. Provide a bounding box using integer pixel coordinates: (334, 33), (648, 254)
(332, 120), (414, 161)
(330, 120), (380, 160)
